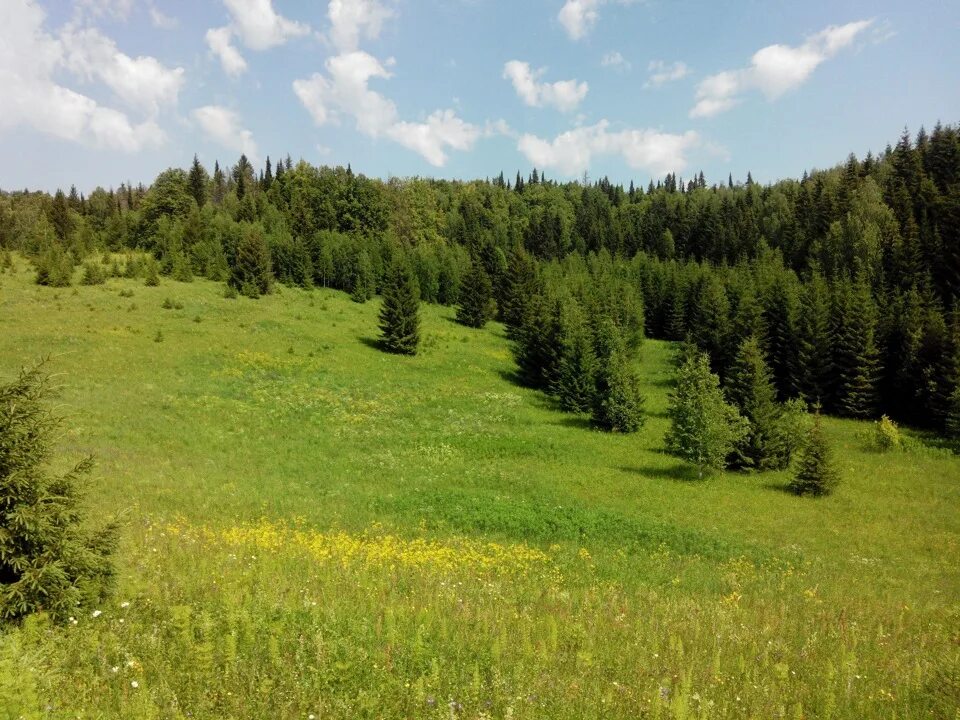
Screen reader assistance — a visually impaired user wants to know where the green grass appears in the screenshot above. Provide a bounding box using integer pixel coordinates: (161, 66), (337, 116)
(0, 257), (958, 719)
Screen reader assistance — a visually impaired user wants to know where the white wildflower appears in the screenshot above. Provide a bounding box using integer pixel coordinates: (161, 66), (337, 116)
(91, 610), (102, 618)
(131, 681), (139, 689)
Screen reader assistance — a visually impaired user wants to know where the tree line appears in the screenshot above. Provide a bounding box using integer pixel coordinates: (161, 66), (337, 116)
(1, 125), (959, 439)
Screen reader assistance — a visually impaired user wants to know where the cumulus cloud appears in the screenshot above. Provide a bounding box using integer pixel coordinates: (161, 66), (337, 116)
(0, 0), (165, 152)
(192, 105), (258, 160)
(645, 60), (689, 87)
(206, 0), (309, 75)
(558, 0), (642, 41)
(293, 50), (480, 166)
(328, 0), (394, 53)
(206, 26), (248, 76)
(691, 20), (873, 118)
(503, 61), (588, 113)
(517, 121), (699, 177)
(601, 51), (630, 71)
(61, 27), (184, 116)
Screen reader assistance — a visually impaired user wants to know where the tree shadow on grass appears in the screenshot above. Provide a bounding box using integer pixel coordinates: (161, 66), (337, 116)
(358, 335), (384, 352)
(555, 415), (593, 430)
(762, 479), (796, 495)
(619, 463), (702, 482)
(496, 367), (526, 387)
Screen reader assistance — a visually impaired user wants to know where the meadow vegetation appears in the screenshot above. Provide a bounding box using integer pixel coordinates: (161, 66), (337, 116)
(1, 258), (958, 718)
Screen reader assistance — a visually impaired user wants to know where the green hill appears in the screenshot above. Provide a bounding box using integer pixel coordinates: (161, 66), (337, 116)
(1, 259), (958, 719)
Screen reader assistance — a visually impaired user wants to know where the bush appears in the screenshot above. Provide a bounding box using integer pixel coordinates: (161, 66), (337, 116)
(789, 410), (839, 496)
(0, 363), (117, 622)
(161, 297), (184, 310)
(80, 260), (107, 286)
(143, 256), (161, 286)
(874, 414), (902, 451)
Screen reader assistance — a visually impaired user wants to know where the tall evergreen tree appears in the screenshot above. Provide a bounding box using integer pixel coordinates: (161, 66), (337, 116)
(378, 255), (421, 355)
(456, 260), (495, 328)
(188, 155), (208, 208)
(590, 320), (645, 432)
(796, 271), (833, 405)
(554, 304), (598, 413)
(229, 226), (272, 298)
(501, 244), (542, 337)
(831, 276), (881, 417)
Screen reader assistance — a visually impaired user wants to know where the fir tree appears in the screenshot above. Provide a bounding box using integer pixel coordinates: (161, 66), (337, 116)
(501, 244), (543, 336)
(726, 336), (794, 470)
(832, 277), (881, 417)
(590, 321), (645, 432)
(229, 227), (272, 298)
(789, 410), (839, 496)
(456, 260), (495, 328)
(554, 304), (598, 413)
(188, 155), (208, 208)
(0, 363), (118, 622)
(378, 255), (421, 355)
(666, 350), (748, 478)
(797, 272), (833, 405)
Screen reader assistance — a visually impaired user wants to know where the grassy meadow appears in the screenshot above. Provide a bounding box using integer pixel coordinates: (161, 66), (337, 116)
(0, 255), (958, 719)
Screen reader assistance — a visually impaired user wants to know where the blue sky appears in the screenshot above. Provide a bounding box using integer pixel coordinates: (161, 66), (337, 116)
(1, 0), (958, 193)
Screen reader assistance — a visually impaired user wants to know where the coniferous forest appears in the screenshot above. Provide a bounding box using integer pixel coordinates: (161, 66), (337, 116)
(4, 125), (960, 441)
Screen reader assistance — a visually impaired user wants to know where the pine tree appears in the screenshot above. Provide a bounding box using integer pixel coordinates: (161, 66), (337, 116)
(666, 350), (748, 478)
(788, 410), (839, 496)
(456, 260), (495, 328)
(726, 336), (794, 470)
(378, 255), (421, 355)
(0, 363), (118, 622)
(590, 321), (645, 432)
(229, 227), (272, 298)
(188, 155), (208, 208)
(513, 293), (564, 390)
(500, 244), (542, 336)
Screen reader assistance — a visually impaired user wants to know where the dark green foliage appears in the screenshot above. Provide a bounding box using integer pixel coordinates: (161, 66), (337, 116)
(726, 336), (802, 470)
(456, 260), (496, 328)
(229, 226), (272, 299)
(831, 277), (881, 417)
(188, 155), (208, 208)
(512, 293), (564, 390)
(34, 245), (73, 287)
(143, 256), (161, 286)
(378, 255), (420, 355)
(170, 252), (193, 283)
(590, 321), (645, 432)
(0, 364), (117, 622)
(666, 350), (748, 478)
(789, 411), (839, 496)
(947, 383), (960, 440)
(500, 245), (542, 337)
(553, 305), (599, 413)
(796, 272), (833, 405)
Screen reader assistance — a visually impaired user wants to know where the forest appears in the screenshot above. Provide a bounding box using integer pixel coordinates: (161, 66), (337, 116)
(3, 124), (959, 442)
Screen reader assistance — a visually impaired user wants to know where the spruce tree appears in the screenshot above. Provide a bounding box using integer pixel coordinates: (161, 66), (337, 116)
(0, 363), (118, 622)
(513, 293), (564, 390)
(665, 350), (748, 478)
(554, 305), (598, 413)
(378, 255), (421, 355)
(590, 321), (645, 432)
(726, 336), (793, 470)
(188, 155), (208, 208)
(797, 272), (833, 405)
(789, 410), (839, 496)
(500, 245), (542, 337)
(456, 260), (495, 328)
(832, 277), (881, 418)
(229, 227), (272, 298)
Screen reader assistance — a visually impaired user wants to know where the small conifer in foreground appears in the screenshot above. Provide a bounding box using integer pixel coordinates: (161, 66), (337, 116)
(456, 261), (496, 328)
(0, 363), (118, 622)
(789, 409), (840, 496)
(379, 255), (420, 355)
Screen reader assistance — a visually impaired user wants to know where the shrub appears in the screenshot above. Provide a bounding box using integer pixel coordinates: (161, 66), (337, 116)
(143, 256), (161, 287)
(789, 410), (839, 496)
(874, 414), (902, 451)
(80, 260), (107, 286)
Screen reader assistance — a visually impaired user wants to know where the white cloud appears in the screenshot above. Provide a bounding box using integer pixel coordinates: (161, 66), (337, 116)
(205, 0), (309, 75)
(206, 26), (247, 76)
(0, 0), (164, 152)
(517, 121), (699, 177)
(328, 0), (393, 52)
(222, 0), (309, 50)
(646, 60), (689, 87)
(192, 105), (258, 160)
(691, 20), (873, 118)
(293, 50), (480, 166)
(61, 27), (184, 116)
(601, 51), (630, 71)
(558, 0), (642, 41)
(503, 60), (588, 113)
(149, 5), (178, 30)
